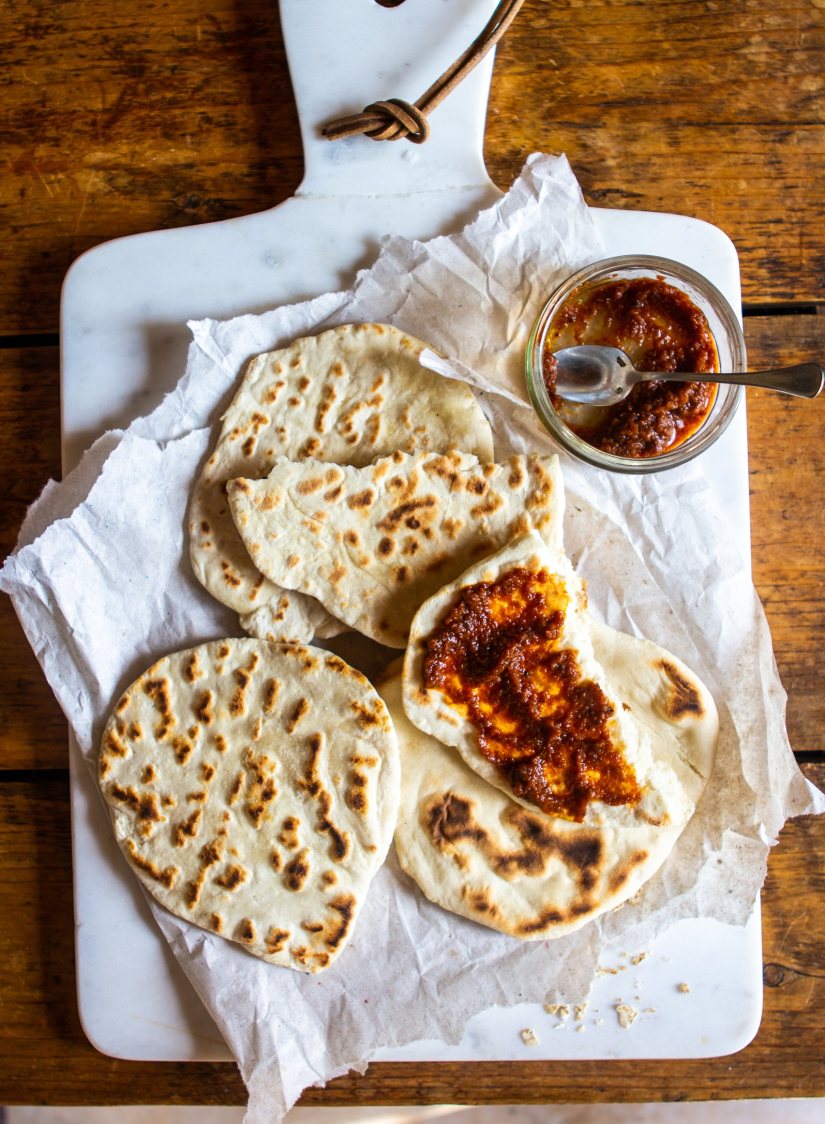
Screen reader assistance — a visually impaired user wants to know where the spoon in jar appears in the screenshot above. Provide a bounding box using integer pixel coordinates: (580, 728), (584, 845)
(550, 345), (825, 405)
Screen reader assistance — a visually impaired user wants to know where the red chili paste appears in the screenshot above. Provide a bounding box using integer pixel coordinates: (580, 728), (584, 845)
(422, 566), (642, 822)
(543, 277), (718, 458)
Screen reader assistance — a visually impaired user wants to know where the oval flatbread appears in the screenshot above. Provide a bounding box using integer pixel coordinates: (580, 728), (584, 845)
(189, 322), (494, 642)
(98, 638), (400, 973)
(381, 610), (716, 939)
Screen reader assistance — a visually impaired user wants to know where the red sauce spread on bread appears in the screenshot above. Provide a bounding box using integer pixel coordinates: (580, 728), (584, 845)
(422, 567), (642, 822)
(543, 277), (718, 458)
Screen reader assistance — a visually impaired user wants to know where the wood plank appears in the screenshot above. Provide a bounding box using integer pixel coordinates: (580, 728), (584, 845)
(0, 347), (67, 770)
(0, 768), (823, 1104)
(2, 0), (824, 331)
(744, 312), (825, 754)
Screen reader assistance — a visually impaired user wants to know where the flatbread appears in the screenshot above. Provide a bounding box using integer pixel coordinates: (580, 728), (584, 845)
(227, 451), (564, 649)
(381, 610), (717, 939)
(97, 638), (400, 973)
(189, 323), (494, 642)
(402, 531), (717, 831)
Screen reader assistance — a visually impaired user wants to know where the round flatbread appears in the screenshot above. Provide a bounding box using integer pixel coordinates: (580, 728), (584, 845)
(98, 638), (400, 973)
(381, 612), (716, 939)
(189, 322), (494, 642)
(402, 531), (717, 832)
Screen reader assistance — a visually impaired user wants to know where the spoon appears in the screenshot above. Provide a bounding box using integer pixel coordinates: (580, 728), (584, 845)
(549, 345), (825, 405)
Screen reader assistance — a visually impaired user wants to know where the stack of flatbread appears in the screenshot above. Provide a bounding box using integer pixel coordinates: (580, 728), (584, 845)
(98, 322), (719, 971)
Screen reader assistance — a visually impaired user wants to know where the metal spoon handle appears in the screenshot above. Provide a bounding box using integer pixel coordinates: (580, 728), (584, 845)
(638, 363), (825, 399)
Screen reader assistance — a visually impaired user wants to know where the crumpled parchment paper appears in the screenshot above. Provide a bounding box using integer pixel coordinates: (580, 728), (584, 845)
(2, 153), (822, 1122)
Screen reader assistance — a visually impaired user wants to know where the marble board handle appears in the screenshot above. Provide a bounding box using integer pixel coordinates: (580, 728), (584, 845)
(280, 0), (500, 197)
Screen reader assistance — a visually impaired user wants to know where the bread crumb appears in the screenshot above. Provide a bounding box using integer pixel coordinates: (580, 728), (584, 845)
(644, 1008), (656, 1015)
(677, 982), (691, 993)
(543, 1003), (569, 1019)
(631, 952), (648, 965)
(573, 1003), (588, 1021)
(596, 965), (624, 976)
(576, 1024), (586, 1033)
(520, 1027), (539, 1046)
(615, 1003), (638, 1028)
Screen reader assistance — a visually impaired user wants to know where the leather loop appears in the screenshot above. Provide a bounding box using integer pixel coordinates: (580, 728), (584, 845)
(321, 0), (525, 144)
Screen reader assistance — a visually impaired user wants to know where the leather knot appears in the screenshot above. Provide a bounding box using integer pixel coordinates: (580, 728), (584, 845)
(322, 0), (525, 145)
(321, 98), (430, 144)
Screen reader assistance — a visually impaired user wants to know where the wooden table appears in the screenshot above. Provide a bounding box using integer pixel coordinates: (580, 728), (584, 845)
(2, 0), (823, 1107)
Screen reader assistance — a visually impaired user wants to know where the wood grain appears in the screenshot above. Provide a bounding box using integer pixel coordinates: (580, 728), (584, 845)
(745, 311), (825, 754)
(2, 0), (824, 332)
(0, 768), (822, 1105)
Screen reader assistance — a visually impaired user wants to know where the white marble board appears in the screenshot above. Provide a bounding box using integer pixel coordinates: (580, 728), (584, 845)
(61, 0), (762, 1063)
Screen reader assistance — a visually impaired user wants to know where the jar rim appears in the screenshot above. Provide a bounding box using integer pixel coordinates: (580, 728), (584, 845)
(525, 256), (746, 474)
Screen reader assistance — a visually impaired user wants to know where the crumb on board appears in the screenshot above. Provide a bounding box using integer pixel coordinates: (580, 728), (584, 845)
(615, 1003), (638, 1028)
(576, 1024), (586, 1033)
(678, 982), (691, 993)
(596, 965), (625, 976)
(520, 1027), (539, 1047)
(631, 952), (648, 965)
(573, 1003), (588, 1021)
(543, 1003), (570, 1019)
(644, 1007), (656, 1015)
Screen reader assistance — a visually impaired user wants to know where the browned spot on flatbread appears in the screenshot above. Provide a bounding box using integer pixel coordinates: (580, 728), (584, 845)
(283, 849), (311, 891)
(236, 918), (256, 944)
(172, 807), (203, 847)
(185, 833), (228, 907)
(141, 764), (156, 784)
(241, 747), (278, 827)
(658, 660), (705, 719)
(185, 652), (203, 682)
(377, 495), (437, 531)
(286, 697), (310, 733)
(124, 840), (179, 889)
(194, 690), (214, 725)
(297, 476), (325, 495)
(230, 654), (260, 718)
(425, 794), (604, 896)
(102, 728), (129, 761)
(266, 674), (283, 710)
(220, 560), (242, 588)
(291, 946), (330, 970)
(351, 698), (386, 730)
(347, 488), (375, 510)
(227, 771), (246, 805)
(608, 850), (649, 894)
(279, 816), (301, 849)
(216, 863), (248, 891)
(461, 886), (499, 917)
(109, 783), (165, 836)
(143, 677), (175, 739)
(316, 790), (350, 862)
(171, 735), (194, 765)
(210, 913), (224, 933)
(265, 927), (291, 955)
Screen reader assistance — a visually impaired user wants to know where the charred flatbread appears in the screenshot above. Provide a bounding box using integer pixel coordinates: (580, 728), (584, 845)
(402, 531), (717, 831)
(227, 451), (564, 649)
(98, 638), (399, 972)
(189, 323), (494, 642)
(381, 605), (716, 939)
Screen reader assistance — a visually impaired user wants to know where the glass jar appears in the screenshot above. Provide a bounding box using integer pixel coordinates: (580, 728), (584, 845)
(525, 255), (747, 473)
